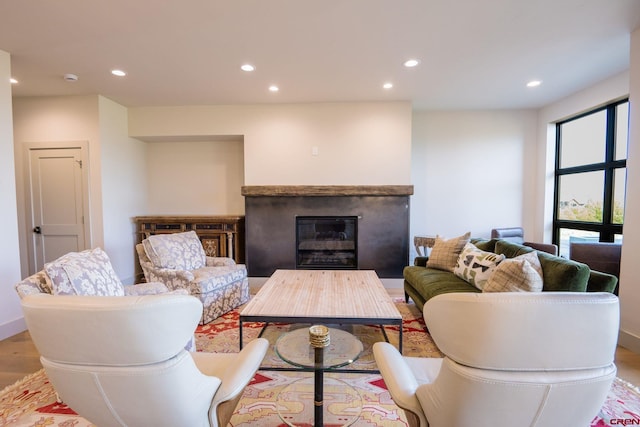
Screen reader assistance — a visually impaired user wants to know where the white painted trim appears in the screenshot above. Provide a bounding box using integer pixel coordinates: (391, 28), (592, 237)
(618, 329), (640, 354)
(0, 317), (27, 341)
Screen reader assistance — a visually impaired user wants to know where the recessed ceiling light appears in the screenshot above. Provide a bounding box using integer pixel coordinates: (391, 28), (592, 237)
(241, 64), (255, 72)
(527, 80), (542, 88)
(9, 78), (18, 84)
(111, 69), (126, 77)
(269, 85), (279, 92)
(403, 59), (420, 68)
(383, 82), (393, 89)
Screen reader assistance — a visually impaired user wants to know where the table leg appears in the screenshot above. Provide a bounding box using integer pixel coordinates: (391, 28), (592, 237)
(239, 319), (243, 350)
(314, 348), (324, 427)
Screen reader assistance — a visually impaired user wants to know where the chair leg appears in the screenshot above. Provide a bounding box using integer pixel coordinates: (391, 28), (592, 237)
(215, 393), (243, 427)
(405, 291), (410, 303)
(403, 409), (423, 427)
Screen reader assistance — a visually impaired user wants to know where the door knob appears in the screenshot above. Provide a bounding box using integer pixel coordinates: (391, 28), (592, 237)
(33, 226), (41, 234)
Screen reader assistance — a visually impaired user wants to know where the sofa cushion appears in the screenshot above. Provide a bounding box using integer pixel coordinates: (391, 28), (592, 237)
(404, 265), (479, 302)
(537, 251), (590, 292)
(470, 238), (498, 253)
(453, 243), (505, 290)
(426, 232), (471, 272)
(494, 239), (534, 258)
(45, 248), (125, 296)
(143, 230), (206, 270)
(483, 251), (543, 293)
(495, 239), (590, 292)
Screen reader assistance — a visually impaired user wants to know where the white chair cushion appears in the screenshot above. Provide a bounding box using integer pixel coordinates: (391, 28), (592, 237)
(142, 231), (206, 270)
(44, 248), (125, 296)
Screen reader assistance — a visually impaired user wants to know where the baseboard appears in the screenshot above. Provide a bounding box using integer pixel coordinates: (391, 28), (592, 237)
(619, 329), (640, 354)
(0, 316), (27, 341)
(379, 278), (404, 289)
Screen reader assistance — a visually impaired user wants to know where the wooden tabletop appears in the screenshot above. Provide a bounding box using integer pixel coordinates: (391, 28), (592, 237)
(241, 269), (402, 320)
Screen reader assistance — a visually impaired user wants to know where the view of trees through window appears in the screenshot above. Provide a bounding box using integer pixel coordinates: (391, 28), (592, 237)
(553, 99), (628, 257)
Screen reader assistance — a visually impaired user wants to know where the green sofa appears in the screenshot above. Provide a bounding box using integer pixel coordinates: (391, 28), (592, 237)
(404, 238), (618, 312)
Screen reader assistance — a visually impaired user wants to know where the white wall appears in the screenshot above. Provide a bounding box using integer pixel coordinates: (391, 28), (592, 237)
(619, 28), (640, 352)
(98, 96), (148, 284)
(146, 139), (245, 215)
(0, 50), (25, 340)
(410, 109), (538, 258)
(129, 102), (412, 185)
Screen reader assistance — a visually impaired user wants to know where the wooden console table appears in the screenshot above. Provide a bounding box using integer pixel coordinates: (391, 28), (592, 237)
(133, 216), (245, 263)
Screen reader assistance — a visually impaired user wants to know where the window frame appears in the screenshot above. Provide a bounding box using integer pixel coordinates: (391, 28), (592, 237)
(553, 98), (628, 246)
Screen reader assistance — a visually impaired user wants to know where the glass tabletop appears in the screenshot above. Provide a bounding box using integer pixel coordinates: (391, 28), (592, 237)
(275, 326), (364, 370)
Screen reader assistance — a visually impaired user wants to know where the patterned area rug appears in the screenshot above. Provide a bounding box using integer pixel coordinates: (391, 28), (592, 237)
(1, 299), (639, 426)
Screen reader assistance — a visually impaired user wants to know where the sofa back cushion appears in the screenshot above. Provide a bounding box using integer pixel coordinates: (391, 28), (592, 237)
(44, 248), (125, 296)
(142, 231), (206, 270)
(494, 240), (590, 292)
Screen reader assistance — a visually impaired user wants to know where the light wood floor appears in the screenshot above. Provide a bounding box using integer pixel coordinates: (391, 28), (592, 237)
(2, 291), (640, 390)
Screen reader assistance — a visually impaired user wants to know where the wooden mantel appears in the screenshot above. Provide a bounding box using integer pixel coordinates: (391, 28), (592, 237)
(241, 185), (414, 197)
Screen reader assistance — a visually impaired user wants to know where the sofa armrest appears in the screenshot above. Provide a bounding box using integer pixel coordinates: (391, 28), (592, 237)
(206, 256), (236, 267)
(587, 270), (618, 293)
(144, 266), (195, 287)
(15, 270), (52, 298)
(124, 282), (170, 296)
(414, 256), (429, 267)
(524, 241), (559, 256)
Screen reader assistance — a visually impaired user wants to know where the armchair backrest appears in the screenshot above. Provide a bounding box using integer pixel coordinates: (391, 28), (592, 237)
(16, 247), (126, 298)
(490, 227), (524, 243)
(418, 292), (619, 427)
(21, 293), (220, 427)
(142, 230), (206, 271)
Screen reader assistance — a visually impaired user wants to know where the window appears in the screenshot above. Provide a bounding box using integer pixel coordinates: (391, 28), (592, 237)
(553, 99), (628, 257)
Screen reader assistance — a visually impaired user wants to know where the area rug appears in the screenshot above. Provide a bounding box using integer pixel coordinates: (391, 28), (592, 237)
(1, 299), (639, 426)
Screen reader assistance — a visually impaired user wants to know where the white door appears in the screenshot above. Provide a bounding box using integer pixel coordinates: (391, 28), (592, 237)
(26, 146), (89, 272)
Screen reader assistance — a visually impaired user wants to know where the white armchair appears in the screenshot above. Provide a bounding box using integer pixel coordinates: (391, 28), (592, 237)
(20, 293), (269, 427)
(136, 230), (249, 324)
(374, 292), (619, 427)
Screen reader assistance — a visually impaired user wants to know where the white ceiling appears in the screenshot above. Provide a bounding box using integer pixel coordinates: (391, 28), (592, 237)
(2, 0), (640, 110)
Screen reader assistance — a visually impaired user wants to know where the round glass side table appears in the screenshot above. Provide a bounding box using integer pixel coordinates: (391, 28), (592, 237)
(275, 327), (364, 427)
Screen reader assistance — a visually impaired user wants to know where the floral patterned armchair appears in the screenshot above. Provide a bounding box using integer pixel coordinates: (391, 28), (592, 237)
(15, 247), (195, 353)
(15, 247), (174, 299)
(136, 230), (249, 324)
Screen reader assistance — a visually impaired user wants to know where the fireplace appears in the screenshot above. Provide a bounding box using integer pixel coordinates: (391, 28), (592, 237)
(296, 216), (357, 269)
(242, 185), (413, 278)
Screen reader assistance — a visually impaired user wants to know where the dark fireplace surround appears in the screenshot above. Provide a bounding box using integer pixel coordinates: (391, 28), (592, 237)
(242, 185), (413, 278)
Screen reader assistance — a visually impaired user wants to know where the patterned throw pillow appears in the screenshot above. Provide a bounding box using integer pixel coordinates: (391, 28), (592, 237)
(143, 230), (206, 270)
(45, 247), (125, 296)
(426, 232), (471, 272)
(483, 251), (543, 293)
(453, 243), (505, 290)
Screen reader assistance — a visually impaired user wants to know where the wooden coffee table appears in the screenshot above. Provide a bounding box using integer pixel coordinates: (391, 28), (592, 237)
(239, 269), (403, 353)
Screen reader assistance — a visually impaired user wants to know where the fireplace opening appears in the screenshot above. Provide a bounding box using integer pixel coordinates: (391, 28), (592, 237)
(296, 216), (357, 269)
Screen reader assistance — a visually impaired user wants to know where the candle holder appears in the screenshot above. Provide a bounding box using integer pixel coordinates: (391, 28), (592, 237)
(309, 325), (330, 348)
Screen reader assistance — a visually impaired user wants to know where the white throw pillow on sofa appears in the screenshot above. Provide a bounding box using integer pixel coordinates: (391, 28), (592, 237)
(483, 251), (543, 293)
(454, 242), (505, 290)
